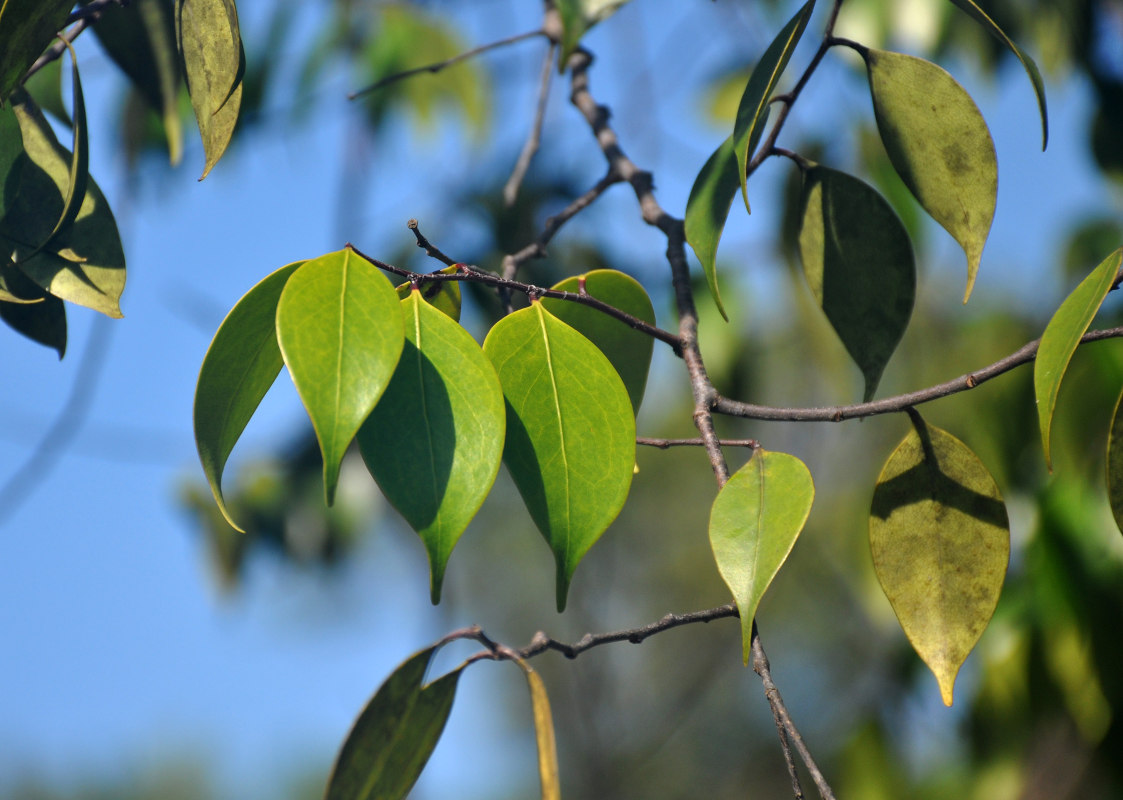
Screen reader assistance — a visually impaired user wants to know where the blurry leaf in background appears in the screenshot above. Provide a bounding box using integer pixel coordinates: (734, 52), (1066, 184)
(0, 0), (73, 103)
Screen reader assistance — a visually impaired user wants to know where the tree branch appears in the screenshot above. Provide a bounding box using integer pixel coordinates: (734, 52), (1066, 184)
(637, 436), (760, 449)
(23, 0), (130, 83)
(504, 41), (557, 206)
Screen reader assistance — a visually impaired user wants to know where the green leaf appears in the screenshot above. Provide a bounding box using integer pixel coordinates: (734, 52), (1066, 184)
(483, 301), (635, 611)
(947, 0), (1048, 150)
(1034, 248), (1121, 468)
(522, 665), (561, 800)
(0, 1), (74, 104)
(709, 449), (814, 664)
(0, 101), (22, 190)
(194, 261), (303, 532)
(863, 48), (997, 302)
(1, 91), (125, 318)
(0, 259), (65, 356)
(542, 269), (655, 415)
(175, 0), (243, 178)
(324, 645), (462, 800)
(732, 0), (814, 213)
(684, 134), (739, 321)
(395, 268), (462, 322)
(869, 413), (1009, 706)
(797, 164), (916, 401)
(555, 0), (632, 68)
(1106, 386), (1123, 537)
(358, 290), (505, 604)
(276, 249), (404, 506)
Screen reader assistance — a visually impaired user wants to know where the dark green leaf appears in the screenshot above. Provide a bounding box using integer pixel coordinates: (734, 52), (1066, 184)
(684, 134), (739, 321)
(0, 1), (74, 103)
(0, 259), (65, 356)
(1107, 386), (1123, 537)
(0, 102), (22, 191)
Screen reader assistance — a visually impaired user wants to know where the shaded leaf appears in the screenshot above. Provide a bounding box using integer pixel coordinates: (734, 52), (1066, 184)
(797, 164), (915, 400)
(684, 134), (739, 321)
(483, 301), (635, 611)
(194, 261), (303, 531)
(863, 47), (996, 301)
(1034, 248), (1121, 468)
(358, 290), (505, 604)
(870, 413), (1009, 706)
(0, 1), (74, 103)
(542, 269), (655, 415)
(395, 267), (461, 322)
(276, 249), (404, 506)
(1107, 386), (1123, 537)
(709, 449), (814, 664)
(324, 645), (462, 800)
(556, 0), (631, 68)
(0, 259), (65, 356)
(0, 102), (22, 190)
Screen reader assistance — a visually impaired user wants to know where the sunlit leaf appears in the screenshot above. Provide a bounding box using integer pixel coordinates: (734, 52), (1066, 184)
(395, 267), (461, 322)
(276, 249), (404, 506)
(518, 663), (561, 800)
(797, 164), (915, 400)
(1106, 386), (1123, 537)
(0, 258), (65, 356)
(709, 449), (814, 664)
(194, 261), (303, 532)
(1034, 248), (1121, 468)
(324, 645), (462, 800)
(358, 290), (505, 604)
(0, 1), (73, 103)
(684, 134), (739, 321)
(483, 301), (635, 611)
(556, 0), (632, 68)
(732, 0), (814, 213)
(870, 413), (1009, 706)
(863, 47), (996, 302)
(542, 269), (655, 415)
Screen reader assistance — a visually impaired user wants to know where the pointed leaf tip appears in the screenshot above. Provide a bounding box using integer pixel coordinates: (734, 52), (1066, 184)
(685, 135), (739, 321)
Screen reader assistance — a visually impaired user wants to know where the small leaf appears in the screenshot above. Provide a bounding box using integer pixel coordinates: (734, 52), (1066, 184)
(1106, 386), (1123, 536)
(555, 0), (632, 68)
(1034, 248), (1122, 468)
(519, 664), (561, 800)
(358, 290), (505, 604)
(684, 134), (739, 321)
(276, 249), (405, 506)
(732, 0), (814, 213)
(483, 301), (635, 611)
(709, 449), (814, 664)
(542, 269), (655, 415)
(194, 261), (303, 532)
(947, 0), (1048, 150)
(797, 164), (915, 400)
(324, 645), (462, 800)
(0, 1), (74, 103)
(395, 268), (462, 322)
(0, 259), (65, 356)
(863, 48), (997, 302)
(870, 413), (1009, 706)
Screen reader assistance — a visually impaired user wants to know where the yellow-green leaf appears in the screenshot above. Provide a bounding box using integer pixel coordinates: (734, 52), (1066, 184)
(869, 414), (1009, 706)
(395, 267), (461, 321)
(1107, 386), (1123, 537)
(0, 1), (74, 103)
(1034, 247), (1121, 468)
(684, 134), (739, 321)
(709, 449), (814, 664)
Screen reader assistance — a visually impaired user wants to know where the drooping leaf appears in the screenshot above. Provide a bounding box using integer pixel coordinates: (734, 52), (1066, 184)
(869, 413), (1009, 706)
(709, 449), (814, 664)
(0, 259), (65, 356)
(732, 0), (814, 213)
(947, 0), (1048, 150)
(276, 249), (405, 506)
(519, 663), (561, 800)
(555, 0), (632, 68)
(0, 1), (74, 104)
(358, 290), (505, 604)
(1034, 248), (1121, 468)
(194, 261), (303, 532)
(0, 91), (125, 317)
(542, 269), (655, 415)
(1107, 387), (1123, 537)
(863, 47), (996, 302)
(324, 645), (462, 800)
(395, 268), (462, 322)
(797, 164), (915, 400)
(483, 301), (635, 611)
(175, 0), (243, 178)
(684, 134), (739, 321)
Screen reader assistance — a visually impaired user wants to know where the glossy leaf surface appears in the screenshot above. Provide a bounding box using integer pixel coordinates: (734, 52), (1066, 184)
(0, 1), (73, 103)
(277, 249), (404, 506)
(709, 449), (814, 664)
(542, 269), (655, 415)
(797, 165), (915, 400)
(684, 134), (739, 321)
(1034, 248), (1121, 468)
(324, 646), (461, 800)
(359, 290), (505, 604)
(194, 261), (303, 531)
(870, 414), (1009, 706)
(864, 48), (996, 302)
(483, 301), (635, 611)
(395, 268), (462, 322)
(1107, 387), (1123, 537)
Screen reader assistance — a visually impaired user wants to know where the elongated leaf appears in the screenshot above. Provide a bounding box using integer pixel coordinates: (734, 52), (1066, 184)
(0, 101), (22, 187)
(947, 0), (1048, 150)
(483, 301), (635, 611)
(870, 414), (1009, 706)
(732, 0), (814, 213)
(863, 48), (996, 302)
(521, 665), (561, 800)
(277, 249), (404, 505)
(542, 269), (655, 415)
(1, 91), (125, 317)
(555, 0), (632, 68)
(324, 645), (462, 800)
(1034, 248), (1121, 468)
(1107, 387), (1123, 536)
(176, 0), (243, 178)
(0, 258), (65, 356)
(0, 1), (74, 103)
(395, 268), (461, 321)
(797, 164), (915, 400)
(709, 449), (814, 664)
(194, 261), (303, 531)
(358, 290), (505, 603)
(684, 134), (739, 321)
(33, 41), (87, 254)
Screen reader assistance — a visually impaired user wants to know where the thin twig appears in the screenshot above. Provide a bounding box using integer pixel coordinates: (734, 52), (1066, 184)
(23, 0), (129, 83)
(637, 436), (760, 449)
(504, 41), (557, 206)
